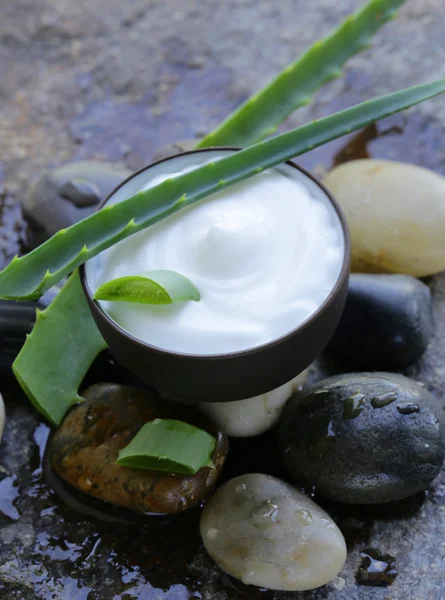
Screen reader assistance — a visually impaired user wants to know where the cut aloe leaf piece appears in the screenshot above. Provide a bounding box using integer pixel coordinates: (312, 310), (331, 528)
(116, 419), (216, 475)
(94, 270), (200, 305)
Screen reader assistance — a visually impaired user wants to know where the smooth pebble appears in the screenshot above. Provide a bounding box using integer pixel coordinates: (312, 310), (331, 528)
(200, 473), (346, 591)
(323, 159), (445, 276)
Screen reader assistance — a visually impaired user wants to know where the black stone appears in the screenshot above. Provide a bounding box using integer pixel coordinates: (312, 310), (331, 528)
(278, 372), (445, 504)
(324, 274), (434, 370)
(22, 161), (132, 248)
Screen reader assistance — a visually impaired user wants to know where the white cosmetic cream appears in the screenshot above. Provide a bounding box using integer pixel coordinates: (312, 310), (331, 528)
(86, 151), (344, 355)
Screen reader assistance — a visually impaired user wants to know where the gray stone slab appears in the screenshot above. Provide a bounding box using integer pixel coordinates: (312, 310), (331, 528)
(1, 1), (445, 598)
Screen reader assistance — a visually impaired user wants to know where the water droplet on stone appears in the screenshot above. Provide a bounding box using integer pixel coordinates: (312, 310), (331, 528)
(294, 509), (312, 526)
(356, 548), (398, 587)
(182, 480), (195, 494)
(371, 391), (398, 408)
(206, 528), (219, 540)
(321, 518), (335, 530)
(343, 393), (366, 419)
(77, 476), (93, 491)
(235, 483), (247, 493)
(251, 500), (279, 529)
(397, 402), (420, 415)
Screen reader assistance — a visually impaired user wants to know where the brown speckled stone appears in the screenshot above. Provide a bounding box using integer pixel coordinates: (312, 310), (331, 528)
(50, 384), (228, 514)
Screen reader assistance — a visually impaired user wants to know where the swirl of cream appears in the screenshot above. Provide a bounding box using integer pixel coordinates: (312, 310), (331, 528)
(89, 162), (343, 355)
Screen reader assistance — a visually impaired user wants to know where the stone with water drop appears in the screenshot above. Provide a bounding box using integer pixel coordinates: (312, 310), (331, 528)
(200, 473), (346, 591)
(279, 373), (445, 504)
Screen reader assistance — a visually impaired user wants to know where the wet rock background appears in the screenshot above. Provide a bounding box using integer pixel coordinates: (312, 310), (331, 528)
(2, 0), (445, 598)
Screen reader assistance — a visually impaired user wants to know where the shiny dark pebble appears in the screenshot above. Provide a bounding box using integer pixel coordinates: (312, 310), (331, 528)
(279, 372), (445, 504)
(325, 274), (433, 370)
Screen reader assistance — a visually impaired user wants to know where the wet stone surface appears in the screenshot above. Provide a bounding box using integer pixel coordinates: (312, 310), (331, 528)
(50, 384), (228, 514)
(2, 0), (445, 599)
(279, 373), (445, 504)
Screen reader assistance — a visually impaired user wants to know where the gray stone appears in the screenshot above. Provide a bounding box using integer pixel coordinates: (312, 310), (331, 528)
(0, 188), (27, 271)
(200, 474), (347, 591)
(22, 161), (132, 248)
(279, 373), (445, 504)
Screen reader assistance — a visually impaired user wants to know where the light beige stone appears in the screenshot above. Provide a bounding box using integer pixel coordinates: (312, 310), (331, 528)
(200, 474), (346, 591)
(323, 159), (445, 277)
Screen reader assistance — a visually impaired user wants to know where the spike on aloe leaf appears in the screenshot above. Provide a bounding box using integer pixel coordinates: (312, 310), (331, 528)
(123, 218), (136, 231)
(12, 271), (107, 425)
(0, 78), (444, 301)
(196, 0), (409, 148)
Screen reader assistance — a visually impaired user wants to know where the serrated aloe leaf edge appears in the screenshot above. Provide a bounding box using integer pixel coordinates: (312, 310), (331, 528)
(12, 271), (108, 426)
(2, 78), (445, 302)
(197, 0), (408, 147)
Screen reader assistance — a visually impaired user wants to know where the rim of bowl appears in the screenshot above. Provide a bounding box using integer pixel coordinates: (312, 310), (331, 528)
(80, 147), (351, 361)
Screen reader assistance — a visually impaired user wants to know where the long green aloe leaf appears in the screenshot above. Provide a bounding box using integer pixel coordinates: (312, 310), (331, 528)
(196, 0), (407, 147)
(2, 79), (445, 302)
(12, 271), (107, 425)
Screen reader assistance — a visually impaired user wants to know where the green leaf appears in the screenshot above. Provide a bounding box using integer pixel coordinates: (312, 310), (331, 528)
(94, 270), (200, 305)
(116, 419), (216, 475)
(12, 271), (108, 426)
(196, 0), (408, 147)
(2, 78), (445, 301)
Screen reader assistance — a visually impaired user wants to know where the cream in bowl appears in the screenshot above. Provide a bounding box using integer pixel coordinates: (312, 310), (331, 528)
(81, 149), (350, 403)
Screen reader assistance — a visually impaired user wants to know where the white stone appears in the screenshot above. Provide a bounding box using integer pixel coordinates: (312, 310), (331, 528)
(200, 474), (347, 591)
(323, 159), (445, 277)
(196, 369), (309, 437)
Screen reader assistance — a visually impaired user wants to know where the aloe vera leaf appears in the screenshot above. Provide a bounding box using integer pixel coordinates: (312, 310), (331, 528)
(94, 271), (201, 304)
(116, 419), (216, 474)
(2, 79), (445, 302)
(196, 0), (407, 148)
(12, 271), (107, 425)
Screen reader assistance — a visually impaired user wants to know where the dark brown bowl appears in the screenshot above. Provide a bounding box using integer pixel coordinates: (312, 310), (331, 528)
(80, 148), (350, 403)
